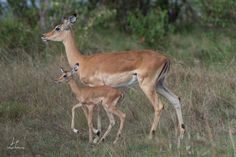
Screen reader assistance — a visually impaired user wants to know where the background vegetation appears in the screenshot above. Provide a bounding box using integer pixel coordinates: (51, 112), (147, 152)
(0, 0), (236, 156)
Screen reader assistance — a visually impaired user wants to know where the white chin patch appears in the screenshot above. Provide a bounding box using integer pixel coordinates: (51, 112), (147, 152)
(41, 37), (48, 42)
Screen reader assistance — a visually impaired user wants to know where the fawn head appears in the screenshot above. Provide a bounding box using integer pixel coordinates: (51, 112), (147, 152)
(54, 63), (79, 83)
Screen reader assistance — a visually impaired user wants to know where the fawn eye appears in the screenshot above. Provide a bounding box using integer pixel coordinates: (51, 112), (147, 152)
(55, 26), (60, 31)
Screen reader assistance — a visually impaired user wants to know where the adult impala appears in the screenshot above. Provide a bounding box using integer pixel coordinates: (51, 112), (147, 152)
(42, 14), (185, 139)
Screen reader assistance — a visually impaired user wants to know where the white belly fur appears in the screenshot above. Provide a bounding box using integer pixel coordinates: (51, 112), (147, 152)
(102, 72), (138, 87)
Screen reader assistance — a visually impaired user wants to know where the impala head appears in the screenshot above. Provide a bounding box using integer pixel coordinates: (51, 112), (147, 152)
(54, 63), (80, 83)
(41, 14), (77, 42)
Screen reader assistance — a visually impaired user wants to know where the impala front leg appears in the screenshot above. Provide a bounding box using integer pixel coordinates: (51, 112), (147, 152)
(71, 103), (83, 133)
(110, 106), (126, 144)
(93, 105), (101, 144)
(98, 106), (115, 144)
(80, 104), (101, 142)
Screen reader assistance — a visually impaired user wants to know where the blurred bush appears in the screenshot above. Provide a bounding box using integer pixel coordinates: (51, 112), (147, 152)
(0, 13), (43, 57)
(127, 8), (172, 45)
(199, 0), (236, 27)
(0, 0), (235, 60)
(74, 7), (117, 49)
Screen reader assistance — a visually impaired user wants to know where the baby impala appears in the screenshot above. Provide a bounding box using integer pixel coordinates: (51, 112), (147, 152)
(54, 63), (126, 144)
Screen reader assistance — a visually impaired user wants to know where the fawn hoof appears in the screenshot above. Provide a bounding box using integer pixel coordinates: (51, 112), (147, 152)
(148, 130), (155, 140)
(72, 129), (79, 134)
(181, 124), (186, 132)
(179, 124), (186, 139)
(148, 134), (153, 140)
(93, 137), (99, 144)
(98, 138), (105, 144)
(113, 134), (121, 144)
(113, 140), (118, 144)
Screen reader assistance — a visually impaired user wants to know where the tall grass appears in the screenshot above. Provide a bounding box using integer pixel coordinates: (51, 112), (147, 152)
(0, 27), (236, 156)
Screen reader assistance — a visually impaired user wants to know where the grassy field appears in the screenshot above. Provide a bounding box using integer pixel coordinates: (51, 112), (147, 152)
(0, 26), (236, 157)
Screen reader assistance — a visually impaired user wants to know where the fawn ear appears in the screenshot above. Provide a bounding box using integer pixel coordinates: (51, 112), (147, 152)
(74, 63), (79, 71)
(61, 15), (66, 22)
(60, 67), (65, 73)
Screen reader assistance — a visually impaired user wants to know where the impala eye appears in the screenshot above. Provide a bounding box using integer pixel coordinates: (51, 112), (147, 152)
(55, 27), (60, 31)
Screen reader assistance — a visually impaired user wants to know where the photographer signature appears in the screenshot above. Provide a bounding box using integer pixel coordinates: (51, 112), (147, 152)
(7, 137), (25, 150)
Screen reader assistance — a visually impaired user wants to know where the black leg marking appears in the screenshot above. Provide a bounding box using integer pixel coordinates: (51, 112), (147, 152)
(96, 130), (101, 137)
(152, 130), (156, 135)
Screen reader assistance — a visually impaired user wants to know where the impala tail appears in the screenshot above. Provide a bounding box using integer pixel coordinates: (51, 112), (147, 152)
(156, 59), (170, 84)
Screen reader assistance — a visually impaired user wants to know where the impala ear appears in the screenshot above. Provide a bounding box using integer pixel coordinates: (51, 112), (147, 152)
(63, 14), (77, 30)
(68, 14), (77, 24)
(60, 67), (65, 73)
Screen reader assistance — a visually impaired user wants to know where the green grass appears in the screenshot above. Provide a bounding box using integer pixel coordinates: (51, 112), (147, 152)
(0, 26), (236, 157)
(166, 27), (236, 65)
(0, 101), (27, 122)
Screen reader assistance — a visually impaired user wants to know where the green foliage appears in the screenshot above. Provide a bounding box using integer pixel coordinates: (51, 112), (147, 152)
(200, 0), (236, 27)
(0, 13), (45, 59)
(167, 28), (236, 65)
(127, 9), (173, 45)
(0, 14), (28, 48)
(7, 0), (38, 27)
(75, 8), (117, 49)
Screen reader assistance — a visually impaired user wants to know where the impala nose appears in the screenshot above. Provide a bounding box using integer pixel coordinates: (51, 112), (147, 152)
(41, 34), (47, 41)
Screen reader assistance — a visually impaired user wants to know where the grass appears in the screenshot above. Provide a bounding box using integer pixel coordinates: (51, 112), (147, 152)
(166, 27), (236, 66)
(0, 26), (236, 157)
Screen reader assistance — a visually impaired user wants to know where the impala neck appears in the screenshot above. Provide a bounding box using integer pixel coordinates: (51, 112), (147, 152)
(63, 31), (83, 67)
(67, 79), (81, 97)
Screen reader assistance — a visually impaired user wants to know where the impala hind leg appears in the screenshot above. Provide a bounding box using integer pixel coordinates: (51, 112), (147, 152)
(110, 106), (126, 144)
(139, 78), (164, 139)
(109, 97), (126, 144)
(93, 105), (102, 144)
(156, 82), (185, 139)
(81, 105), (101, 135)
(87, 105), (95, 143)
(98, 107), (115, 144)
